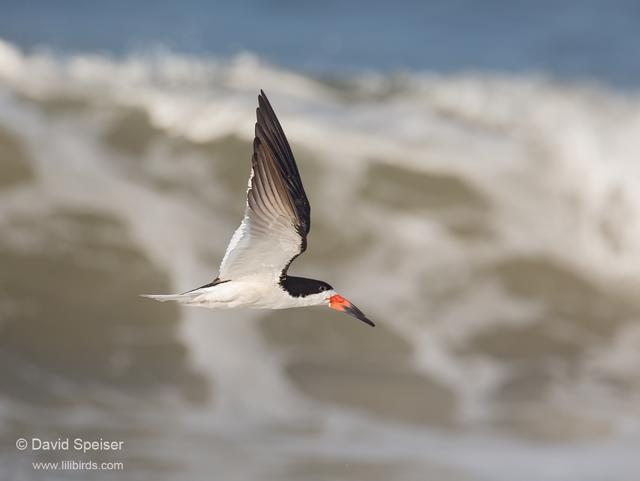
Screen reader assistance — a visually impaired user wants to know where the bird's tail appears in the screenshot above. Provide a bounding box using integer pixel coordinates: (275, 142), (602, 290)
(140, 293), (200, 303)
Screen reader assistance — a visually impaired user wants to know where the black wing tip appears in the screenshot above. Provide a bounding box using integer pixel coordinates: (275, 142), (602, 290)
(255, 103), (270, 131)
(258, 89), (268, 107)
(257, 90), (276, 119)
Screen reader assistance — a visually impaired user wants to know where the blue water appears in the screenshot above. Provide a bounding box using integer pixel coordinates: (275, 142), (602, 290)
(1, 0), (640, 86)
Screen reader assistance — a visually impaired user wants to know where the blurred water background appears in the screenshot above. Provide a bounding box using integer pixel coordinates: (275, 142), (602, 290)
(2, 2), (640, 480)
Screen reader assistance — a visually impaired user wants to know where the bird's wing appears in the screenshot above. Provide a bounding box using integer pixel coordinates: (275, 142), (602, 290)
(217, 90), (311, 281)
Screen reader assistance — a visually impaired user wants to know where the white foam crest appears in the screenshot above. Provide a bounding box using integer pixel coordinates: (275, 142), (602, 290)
(4, 37), (639, 276)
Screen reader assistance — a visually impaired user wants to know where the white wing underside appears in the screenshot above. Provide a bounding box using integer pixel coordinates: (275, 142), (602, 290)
(216, 91), (310, 282)
(218, 170), (302, 281)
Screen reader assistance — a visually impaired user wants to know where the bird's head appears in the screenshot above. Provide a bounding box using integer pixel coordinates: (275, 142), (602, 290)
(282, 277), (375, 327)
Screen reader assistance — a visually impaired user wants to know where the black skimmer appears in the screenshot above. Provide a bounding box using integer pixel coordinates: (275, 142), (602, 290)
(143, 91), (374, 327)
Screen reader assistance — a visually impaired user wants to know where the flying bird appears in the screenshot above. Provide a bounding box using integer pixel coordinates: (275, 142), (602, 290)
(143, 91), (374, 327)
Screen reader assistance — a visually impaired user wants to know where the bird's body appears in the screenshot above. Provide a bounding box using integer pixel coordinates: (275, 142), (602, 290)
(143, 91), (374, 327)
(148, 276), (328, 310)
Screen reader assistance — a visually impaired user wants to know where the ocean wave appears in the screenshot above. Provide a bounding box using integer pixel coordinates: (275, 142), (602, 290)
(2, 39), (640, 480)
